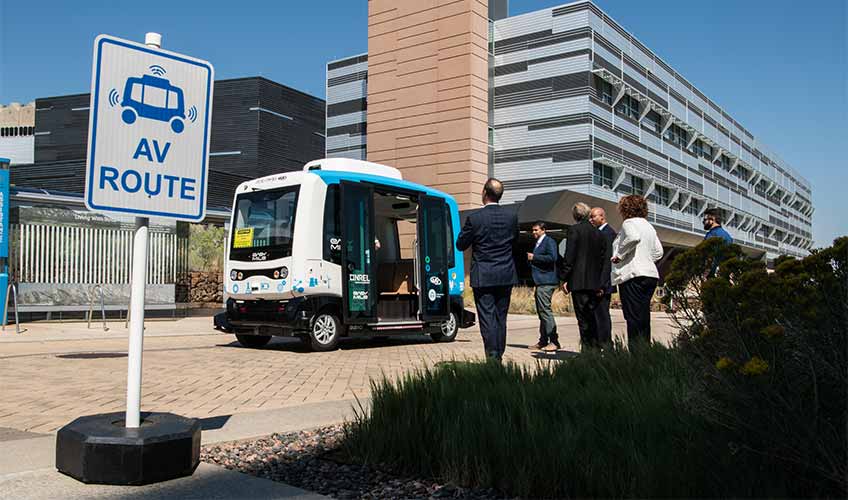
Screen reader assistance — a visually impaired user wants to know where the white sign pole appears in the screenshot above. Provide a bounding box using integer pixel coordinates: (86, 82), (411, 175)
(124, 32), (159, 429)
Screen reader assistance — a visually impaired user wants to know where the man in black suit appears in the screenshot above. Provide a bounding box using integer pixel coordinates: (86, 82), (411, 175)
(456, 178), (519, 362)
(590, 207), (616, 347)
(558, 202), (607, 349)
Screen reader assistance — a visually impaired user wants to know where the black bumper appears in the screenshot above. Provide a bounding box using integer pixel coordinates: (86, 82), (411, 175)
(460, 308), (476, 328)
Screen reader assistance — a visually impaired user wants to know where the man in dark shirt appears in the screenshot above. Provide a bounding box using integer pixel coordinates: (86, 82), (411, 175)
(590, 207), (616, 348)
(558, 203), (607, 350)
(527, 221), (560, 351)
(456, 179), (519, 362)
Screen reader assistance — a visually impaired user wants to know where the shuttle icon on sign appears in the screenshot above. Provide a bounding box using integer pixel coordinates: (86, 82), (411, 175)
(120, 73), (190, 134)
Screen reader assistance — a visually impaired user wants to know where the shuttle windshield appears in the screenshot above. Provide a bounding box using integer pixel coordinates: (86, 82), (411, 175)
(230, 186), (299, 260)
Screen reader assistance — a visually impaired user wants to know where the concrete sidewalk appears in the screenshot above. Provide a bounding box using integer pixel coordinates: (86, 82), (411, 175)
(0, 315), (221, 344)
(0, 311), (677, 498)
(0, 400), (360, 499)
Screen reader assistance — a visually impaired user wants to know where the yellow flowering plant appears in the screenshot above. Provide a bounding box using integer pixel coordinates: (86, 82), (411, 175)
(739, 356), (769, 376)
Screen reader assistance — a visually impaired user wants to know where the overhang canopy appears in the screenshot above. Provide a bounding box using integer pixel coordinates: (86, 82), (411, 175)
(460, 188), (765, 259)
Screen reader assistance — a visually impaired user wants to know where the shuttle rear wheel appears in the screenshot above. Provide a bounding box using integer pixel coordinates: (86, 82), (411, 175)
(431, 310), (458, 342)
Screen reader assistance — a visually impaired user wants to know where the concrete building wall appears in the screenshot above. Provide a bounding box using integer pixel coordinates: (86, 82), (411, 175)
(366, 0), (491, 209)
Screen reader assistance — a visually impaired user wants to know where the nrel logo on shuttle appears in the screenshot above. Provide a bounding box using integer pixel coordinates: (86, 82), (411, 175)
(85, 35), (214, 221)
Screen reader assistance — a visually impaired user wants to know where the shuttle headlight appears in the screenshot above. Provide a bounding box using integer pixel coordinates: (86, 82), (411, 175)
(237, 272), (244, 280)
(230, 270), (238, 281)
(279, 267), (289, 279)
(273, 270), (280, 279)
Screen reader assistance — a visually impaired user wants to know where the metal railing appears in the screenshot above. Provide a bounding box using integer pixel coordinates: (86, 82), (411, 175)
(86, 284), (109, 332)
(2, 281), (22, 334)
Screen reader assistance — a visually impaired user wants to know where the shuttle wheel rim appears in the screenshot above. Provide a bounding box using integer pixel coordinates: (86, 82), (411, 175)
(441, 312), (457, 338)
(313, 314), (337, 345)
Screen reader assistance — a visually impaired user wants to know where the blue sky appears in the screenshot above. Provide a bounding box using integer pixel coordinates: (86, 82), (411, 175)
(1, 0), (845, 246)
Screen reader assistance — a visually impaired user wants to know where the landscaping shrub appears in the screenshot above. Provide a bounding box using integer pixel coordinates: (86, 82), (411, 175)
(665, 237), (847, 497)
(344, 239), (846, 498)
(343, 345), (734, 498)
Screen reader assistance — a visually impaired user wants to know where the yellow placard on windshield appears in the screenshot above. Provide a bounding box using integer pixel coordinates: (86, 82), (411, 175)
(233, 228), (254, 248)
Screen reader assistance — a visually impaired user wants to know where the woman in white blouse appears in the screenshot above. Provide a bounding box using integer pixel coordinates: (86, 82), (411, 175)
(610, 195), (664, 348)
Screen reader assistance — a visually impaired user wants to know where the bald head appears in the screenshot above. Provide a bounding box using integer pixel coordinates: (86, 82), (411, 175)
(482, 178), (504, 204)
(589, 207), (606, 228)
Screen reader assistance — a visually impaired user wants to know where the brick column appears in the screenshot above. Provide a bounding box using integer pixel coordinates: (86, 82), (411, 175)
(366, 0), (490, 209)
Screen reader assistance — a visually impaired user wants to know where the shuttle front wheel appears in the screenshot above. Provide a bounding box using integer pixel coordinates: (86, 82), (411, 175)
(309, 312), (342, 351)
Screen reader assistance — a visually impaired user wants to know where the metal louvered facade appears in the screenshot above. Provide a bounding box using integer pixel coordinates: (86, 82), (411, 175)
(490, 1), (812, 258)
(327, 0), (813, 259)
(325, 54), (368, 160)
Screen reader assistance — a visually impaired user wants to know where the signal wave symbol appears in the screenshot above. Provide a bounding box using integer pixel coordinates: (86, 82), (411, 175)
(108, 88), (120, 107)
(187, 105), (197, 123)
(148, 64), (166, 76)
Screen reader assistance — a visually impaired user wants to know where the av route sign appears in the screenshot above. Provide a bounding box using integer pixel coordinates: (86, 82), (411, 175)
(85, 34), (213, 221)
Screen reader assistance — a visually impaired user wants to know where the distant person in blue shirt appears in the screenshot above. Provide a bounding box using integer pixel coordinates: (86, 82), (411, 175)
(702, 208), (732, 277)
(702, 208), (732, 244)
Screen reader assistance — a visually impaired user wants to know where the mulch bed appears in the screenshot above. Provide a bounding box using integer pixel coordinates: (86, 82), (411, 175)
(201, 425), (507, 499)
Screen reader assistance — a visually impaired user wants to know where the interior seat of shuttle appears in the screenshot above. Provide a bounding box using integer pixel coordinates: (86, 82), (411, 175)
(378, 260), (415, 296)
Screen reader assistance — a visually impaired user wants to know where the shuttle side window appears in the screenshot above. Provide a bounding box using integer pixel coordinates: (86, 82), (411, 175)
(323, 185), (342, 264)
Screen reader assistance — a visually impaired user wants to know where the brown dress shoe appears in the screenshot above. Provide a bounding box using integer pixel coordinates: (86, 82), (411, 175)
(541, 343), (559, 352)
(528, 343), (545, 350)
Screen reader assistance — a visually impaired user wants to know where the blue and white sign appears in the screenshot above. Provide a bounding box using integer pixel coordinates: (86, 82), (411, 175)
(0, 163), (9, 259)
(85, 35), (213, 221)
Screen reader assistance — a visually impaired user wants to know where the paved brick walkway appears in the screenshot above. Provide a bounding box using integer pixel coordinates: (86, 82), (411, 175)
(0, 312), (677, 433)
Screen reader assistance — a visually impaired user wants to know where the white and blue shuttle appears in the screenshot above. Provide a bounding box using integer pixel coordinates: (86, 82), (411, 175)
(216, 159), (475, 351)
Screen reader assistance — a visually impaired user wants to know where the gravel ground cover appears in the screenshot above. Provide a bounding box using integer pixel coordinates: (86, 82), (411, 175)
(201, 425), (507, 499)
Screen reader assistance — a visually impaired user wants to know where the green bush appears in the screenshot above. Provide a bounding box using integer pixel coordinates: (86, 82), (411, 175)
(665, 237), (847, 496)
(188, 224), (226, 272)
(343, 345), (735, 498)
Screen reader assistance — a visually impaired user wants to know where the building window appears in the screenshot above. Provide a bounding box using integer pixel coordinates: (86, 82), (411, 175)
(642, 109), (661, 133)
(685, 198), (701, 215)
(692, 140), (713, 159)
(631, 176), (645, 196)
(655, 185), (670, 206)
(595, 76), (613, 105)
(593, 162), (614, 188)
(691, 140), (703, 157)
(615, 95), (640, 120)
(664, 124), (688, 149)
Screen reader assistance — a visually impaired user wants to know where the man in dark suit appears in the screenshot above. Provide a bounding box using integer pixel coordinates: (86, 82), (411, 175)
(590, 207), (616, 347)
(456, 178), (519, 362)
(558, 202), (607, 349)
(527, 221), (560, 351)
